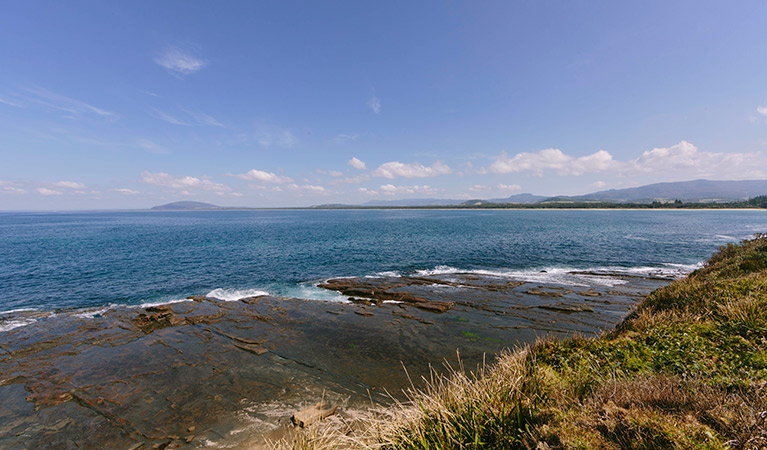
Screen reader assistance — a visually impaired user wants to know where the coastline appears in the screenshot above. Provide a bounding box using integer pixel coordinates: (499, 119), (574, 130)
(279, 235), (767, 449)
(0, 269), (671, 449)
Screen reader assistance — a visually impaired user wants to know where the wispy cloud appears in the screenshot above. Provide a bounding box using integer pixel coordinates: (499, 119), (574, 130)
(286, 184), (331, 195)
(317, 169), (343, 177)
(136, 139), (170, 154)
(141, 171), (231, 191)
(150, 108), (190, 126)
(36, 187), (62, 196)
(181, 108), (225, 128)
(154, 45), (207, 75)
(232, 169), (293, 183)
(372, 161), (451, 179)
(254, 123), (297, 148)
(468, 184), (522, 193)
(348, 157), (367, 170)
(0, 86), (116, 118)
(0, 96), (24, 108)
(112, 188), (140, 195)
(329, 173), (371, 185)
(150, 107), (225, 128)
(53, 181), (86, 189)
(359, 184), (437, 196)
(333, 133), (359, 143)
(367, 95), (381, 114)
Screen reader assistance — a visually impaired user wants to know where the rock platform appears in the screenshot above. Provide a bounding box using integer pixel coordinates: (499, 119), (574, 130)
(0, 271), (671, 449)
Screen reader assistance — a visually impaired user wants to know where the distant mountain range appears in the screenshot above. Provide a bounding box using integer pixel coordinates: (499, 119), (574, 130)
(553, 179), (767, 203)
(150, 179), (767, 210)
(150, 201), (222, 210)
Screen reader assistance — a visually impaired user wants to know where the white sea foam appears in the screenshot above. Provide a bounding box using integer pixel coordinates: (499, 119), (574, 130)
(412, 262), (702, 287)
(73, 306), (114, 319)
(0, 307), (38, 315)
(376, 271), (402, 277)
(282, 283), (350, 303)
(206, 288), (270, 302)
(136, 298), (190, 309)
(0, 318), (37, 333)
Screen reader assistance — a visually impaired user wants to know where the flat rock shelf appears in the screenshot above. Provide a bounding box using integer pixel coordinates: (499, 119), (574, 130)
(0, 271), (671, 449)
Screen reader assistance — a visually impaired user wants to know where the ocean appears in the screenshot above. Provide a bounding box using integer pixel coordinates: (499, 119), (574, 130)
(1, 209), (765, 317)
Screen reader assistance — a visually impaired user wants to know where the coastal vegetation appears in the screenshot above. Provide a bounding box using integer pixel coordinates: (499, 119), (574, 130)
(279, 234), (767, 449)
(311, 196), (767, 210)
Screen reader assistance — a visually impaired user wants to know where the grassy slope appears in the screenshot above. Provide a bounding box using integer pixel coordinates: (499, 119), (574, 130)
(281, 235), (767, 450)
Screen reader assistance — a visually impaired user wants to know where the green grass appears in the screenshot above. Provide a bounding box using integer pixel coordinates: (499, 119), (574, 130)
(276, 234), (767, 449)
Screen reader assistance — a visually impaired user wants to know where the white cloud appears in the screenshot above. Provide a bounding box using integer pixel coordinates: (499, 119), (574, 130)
(591, 181), (607, 189)
(233, 169), (293, 184)
(485, 141), (767, 181)
(361, 184), (438, 196)
(348, 157), (367, 170)
(487, 149), (616, 176)
(626, 141), (767, 179)
(287, 184), (330, 194)
(37, 187), (62, 196)
(154, 45), (207, 75)
(53, 181), (86, 189)
(758, 106), (767, 117)
(141, 171), (231, 191)
(372, 161), (452, 179)
(3, 186), (25, 194)
(367, 95), (381, 114)
(498, 184), (523, 193)
(112, 188), (140, 195)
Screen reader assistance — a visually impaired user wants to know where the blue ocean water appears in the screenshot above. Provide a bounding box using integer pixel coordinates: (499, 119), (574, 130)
(0, 209), (765, 312)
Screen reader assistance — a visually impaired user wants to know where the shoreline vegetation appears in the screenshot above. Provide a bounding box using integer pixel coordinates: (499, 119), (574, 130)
(145, 197), (767, 211)
(309, 198), (767, 210)
(277, 235), (767, 449)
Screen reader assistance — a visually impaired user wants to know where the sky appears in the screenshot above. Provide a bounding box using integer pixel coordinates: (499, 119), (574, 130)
(1, 1), (767, 209)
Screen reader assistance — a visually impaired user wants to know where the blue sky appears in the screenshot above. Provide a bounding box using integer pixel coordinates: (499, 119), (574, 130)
(1, 1), (767, 209)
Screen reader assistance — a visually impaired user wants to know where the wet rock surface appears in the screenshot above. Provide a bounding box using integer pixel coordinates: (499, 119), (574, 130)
(0, 271), (670, 449)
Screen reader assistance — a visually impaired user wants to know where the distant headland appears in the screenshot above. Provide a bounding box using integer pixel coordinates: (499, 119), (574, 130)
(149, 179), (767, 211)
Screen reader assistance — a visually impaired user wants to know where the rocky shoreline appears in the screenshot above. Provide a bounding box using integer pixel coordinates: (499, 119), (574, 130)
(0, 271), (672, 449)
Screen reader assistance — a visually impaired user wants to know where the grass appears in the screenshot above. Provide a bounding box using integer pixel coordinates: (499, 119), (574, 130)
(273, 234), (767, 449)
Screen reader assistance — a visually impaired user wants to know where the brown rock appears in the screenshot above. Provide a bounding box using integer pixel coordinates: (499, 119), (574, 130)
(233, 343), (269, 355)
(576, 290), (601, 297)
(412, 300), (454, 313)
(290, 402), (338, 428)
